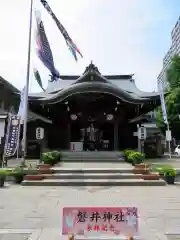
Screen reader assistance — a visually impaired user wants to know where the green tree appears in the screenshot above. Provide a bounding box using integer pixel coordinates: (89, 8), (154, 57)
(166, 54), (180, 89)
(156, 55), (180, 139)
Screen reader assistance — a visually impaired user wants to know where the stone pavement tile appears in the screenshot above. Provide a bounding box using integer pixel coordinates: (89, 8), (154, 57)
(1, 234), (30, 240)
(1, 185), (180, 239)
(0, 230), (42, 240)
(141, 209), (180, 219)
(138, 219), (159, 240)
(5, 218), (45, 229)
(153, 232), (169, 240)
(39, 228), (140, 240)
(166, 235), (180, 240)
(39, 226), (163, 240)
(145, 217), (180, 232)
(29, 230), (42, 240)
(61, 162), (132, 169)
(38, 228), (63, 240)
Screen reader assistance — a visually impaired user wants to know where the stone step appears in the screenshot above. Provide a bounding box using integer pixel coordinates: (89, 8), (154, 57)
(52, 167), (133, 174)
(22, 178), (166, 186)
(44, 173), (142, 179)
(62, 158), (121, 162)
(62, 155), (121, 157)
(62, 156), (121, 159)
(61, 152), (124, 160)
(62, 151), (123, 155)
(62, 155), (123, 159)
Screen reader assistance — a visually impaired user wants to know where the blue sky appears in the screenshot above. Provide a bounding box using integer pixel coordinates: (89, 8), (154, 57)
(0, 0), (179, 93)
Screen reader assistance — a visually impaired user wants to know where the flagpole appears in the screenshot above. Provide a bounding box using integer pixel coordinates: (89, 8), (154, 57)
(167, 123), (171, 159)
(158, 78), (171, 159)
(2, 114), (10, 167)
(22, 0), (33, 161)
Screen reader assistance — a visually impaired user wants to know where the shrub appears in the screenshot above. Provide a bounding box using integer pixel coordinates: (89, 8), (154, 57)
(41, 151), (62, 166)
(51, 150), (62, 161)
(151, 165), (171, 174)
(124, 149), (135, 162)
(0, 169), (8, 177)
(163, 167), (176, 177)
(11, 167), (25, 184)
(128, 152), (145, 165)
(0, 169), (7, 187)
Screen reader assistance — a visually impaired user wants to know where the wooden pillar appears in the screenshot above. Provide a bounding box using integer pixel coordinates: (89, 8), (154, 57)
(114, 121), (119, 150)
(137, 124), (141, 152)
(67, 123), (71, 150)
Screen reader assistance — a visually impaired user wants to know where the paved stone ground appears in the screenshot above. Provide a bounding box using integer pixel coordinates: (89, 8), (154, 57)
(0, 184), (180, 239)
(2, 158), (180, 239)
(6, 159), (132, 169)
(57, 162), (131, 168)
(144, 157), (180, 169)
(6, 156), (180, 168)
(0, 233), (30, 240)
(166, 235), (180, 240)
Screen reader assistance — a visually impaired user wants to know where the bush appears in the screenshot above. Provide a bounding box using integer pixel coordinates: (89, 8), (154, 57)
(151, 165), (170, 174)
(51, 150), (62, 161)
(0, 169), (8, 187)
(41, 151), (62, 166)
(0, 169), (8, 177)
(163, 167), (176, 177)
(11, 167), (25, 184)
(124, 149), (135, 162)
(128, 152), (145, 165)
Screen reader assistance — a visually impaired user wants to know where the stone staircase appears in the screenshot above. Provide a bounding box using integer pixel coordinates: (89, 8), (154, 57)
(22, 151), (166, 186)
(22, 163), (166, 187)
(61, 151), (124, 162)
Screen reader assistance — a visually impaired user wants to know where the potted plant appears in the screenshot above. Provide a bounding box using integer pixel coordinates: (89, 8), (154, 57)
(19, 166), (42, 181)
(141, 172), (160, 180)
(24, 169), (44, 181)
(124, 150), (134, 162)
(129, 152), (145, 166)
(51, 150), (62, 164)
(12, 167), (25, 184)
(164, 167), (176, 184)
(0, 169), (7, 187)
(41, 151), (61, 166)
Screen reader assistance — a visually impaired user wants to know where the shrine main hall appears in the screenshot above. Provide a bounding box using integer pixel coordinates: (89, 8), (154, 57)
(0, 63), (160, 156)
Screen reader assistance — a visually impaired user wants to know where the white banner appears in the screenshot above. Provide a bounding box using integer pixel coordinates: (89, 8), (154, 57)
(17, 86), (26, 123)
(158, 79), (168, 124)
(0, 120), (5, 138)
(166, 130), (172, 141)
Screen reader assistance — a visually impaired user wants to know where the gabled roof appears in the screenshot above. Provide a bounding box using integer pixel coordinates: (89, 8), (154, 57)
(0, 62), (160, 104)
(28, 62), (160, 104)
(0, 76), (19, 93)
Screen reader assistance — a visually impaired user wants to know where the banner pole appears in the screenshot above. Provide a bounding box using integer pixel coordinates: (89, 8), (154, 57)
(2, 114), (11, 167)
(158, 78), (170, 159)
(167, 123), (171, 159)
(22, 0), (33, 163)
(16, 118), (21, 160)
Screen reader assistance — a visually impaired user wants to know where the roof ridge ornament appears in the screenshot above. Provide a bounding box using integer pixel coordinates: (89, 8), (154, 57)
(83, 61), (101, 74)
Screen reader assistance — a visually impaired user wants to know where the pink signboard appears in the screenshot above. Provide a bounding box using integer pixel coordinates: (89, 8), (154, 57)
(62, 207), (138, 236)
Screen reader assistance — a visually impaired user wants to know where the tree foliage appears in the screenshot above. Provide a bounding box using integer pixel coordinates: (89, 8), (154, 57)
(156, 55), (180, 139)
(166, 55), (180, 89)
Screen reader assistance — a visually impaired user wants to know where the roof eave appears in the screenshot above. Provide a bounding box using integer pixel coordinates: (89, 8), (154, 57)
(30, 82), (157, 105)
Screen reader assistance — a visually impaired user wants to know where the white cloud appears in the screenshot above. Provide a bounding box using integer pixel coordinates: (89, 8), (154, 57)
(0, 0), (175, 92)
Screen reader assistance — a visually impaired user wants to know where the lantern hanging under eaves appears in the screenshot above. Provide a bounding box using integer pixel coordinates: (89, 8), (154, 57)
(70, 114), (77, 120)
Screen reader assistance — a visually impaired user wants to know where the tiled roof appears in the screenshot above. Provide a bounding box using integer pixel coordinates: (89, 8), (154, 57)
(0, 63), (160, 103)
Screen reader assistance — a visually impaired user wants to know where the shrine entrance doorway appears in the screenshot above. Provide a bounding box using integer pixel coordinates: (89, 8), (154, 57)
(70, 119), (114, 151)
